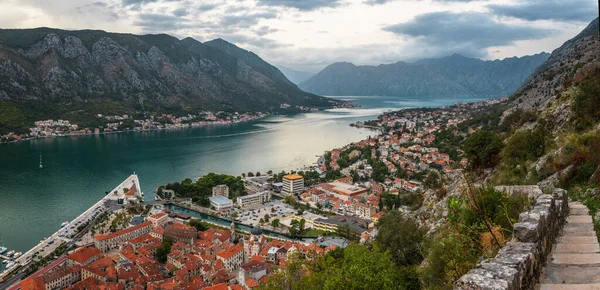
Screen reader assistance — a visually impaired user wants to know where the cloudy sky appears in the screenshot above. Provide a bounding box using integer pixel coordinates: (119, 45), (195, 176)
(0, 0), (597, 72)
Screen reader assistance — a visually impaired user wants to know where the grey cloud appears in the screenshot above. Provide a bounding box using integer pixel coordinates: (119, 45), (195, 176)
(257, 0), (342, 11)
(365, 0), (485, 4)
(198, 3), (218, 11)
(134, 13), (191, 32)
(122, 0), (158, 6)
(220, 33), (291, 48)
(219, 11), (278, 27)
(488, 0), (598, 22)
(255, 26), (279, 36)
(383, 11), (554, 58)
(173, 8), (188, 16)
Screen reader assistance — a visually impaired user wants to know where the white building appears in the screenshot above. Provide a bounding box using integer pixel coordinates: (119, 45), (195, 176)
(237, 191), (272, 208)
(282, 174), (304, 196)
(209, 195), (234, 211)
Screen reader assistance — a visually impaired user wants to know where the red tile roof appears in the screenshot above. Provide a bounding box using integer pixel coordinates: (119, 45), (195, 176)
(20, 277), (45, 290)
(203, 283), (229, 290)
(216, 244), (242, 260)
(68, 246), (102, 264)
(94, 222), (152, 241)
(246, 278), (259, 288)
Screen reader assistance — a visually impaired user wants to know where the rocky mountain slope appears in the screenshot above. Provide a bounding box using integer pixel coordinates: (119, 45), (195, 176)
(299, 53), (549, 97)
(0, 28), (337, 114)
(506, 17), (600, 132)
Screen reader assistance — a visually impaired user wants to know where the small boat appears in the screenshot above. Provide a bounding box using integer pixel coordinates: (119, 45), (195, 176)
(2, 259), (7, 264)
(6, 250), (14, 256)
(0, 246), (7, 254)
(61, 221), (69, 227)
(13, 252), (22, 258)
(6, 261), (15, 268)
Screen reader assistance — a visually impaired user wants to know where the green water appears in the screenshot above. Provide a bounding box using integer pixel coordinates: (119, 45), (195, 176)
(0, 95), (487, 255)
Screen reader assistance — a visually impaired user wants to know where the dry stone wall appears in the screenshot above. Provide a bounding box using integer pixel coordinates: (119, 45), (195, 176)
(455, 186), (569, 290)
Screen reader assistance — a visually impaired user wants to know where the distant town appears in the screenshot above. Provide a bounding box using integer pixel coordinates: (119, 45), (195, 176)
(0, 101), (353, 143)
(1, 97), (507, 290)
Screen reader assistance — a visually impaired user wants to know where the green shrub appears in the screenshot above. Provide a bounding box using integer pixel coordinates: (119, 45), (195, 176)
(463, 130), (504, 170)
(572, 69), (600, 130)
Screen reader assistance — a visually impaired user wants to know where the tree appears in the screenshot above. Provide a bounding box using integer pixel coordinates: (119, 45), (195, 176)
(424, 171), (442, 189)
(271, 218), (280, 228)
(267, 170), (273, 175)
(289, 219), (306, 237)
(187, 219), (208, 231)
(248, 172), (255, 177)
(463, 130), (503, 170)
(156, 237), (173, 263)
(256, 172), (261, 176)
(263, 214), (270, 222)
(261, 244), (411, 290)
(375, 211), (425, 266)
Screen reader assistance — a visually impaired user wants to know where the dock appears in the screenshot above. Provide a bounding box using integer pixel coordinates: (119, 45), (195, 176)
(0, 174), (143, 281)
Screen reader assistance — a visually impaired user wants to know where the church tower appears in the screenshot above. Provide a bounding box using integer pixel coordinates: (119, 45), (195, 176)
(230, 221), (236, 243)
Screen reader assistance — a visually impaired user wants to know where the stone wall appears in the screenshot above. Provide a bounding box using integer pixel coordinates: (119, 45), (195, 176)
(455, 187), (569, 290)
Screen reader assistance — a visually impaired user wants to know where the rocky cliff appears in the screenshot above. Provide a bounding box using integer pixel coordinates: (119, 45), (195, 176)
(299, 53), (549, 97)
(0, 28), (337, 114)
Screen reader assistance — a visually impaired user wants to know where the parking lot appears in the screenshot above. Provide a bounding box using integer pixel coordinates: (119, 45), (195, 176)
(233, 200), (325, 228)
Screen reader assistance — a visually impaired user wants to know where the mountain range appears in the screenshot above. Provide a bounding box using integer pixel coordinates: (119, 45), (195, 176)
(0, 28), (338, 115)
(299, 53), (550, 97)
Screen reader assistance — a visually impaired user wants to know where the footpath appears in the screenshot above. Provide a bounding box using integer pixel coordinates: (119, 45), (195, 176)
(537, 202), (600, 289)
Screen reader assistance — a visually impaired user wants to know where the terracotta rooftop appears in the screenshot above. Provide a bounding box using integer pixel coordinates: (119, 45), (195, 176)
(20, 277), (45, 290)
(94, 222), (152, 241)
(203, 283), (229, 290)
(68, 246), (102, 264)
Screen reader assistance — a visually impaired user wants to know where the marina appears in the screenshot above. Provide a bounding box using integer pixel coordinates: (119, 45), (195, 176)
(0, 174), (143, 280)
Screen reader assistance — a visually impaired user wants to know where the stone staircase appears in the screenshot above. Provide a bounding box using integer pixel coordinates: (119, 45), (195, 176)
(537, 202), (600, 289)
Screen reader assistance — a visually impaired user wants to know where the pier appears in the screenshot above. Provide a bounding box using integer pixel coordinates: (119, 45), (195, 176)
(0, 174), (143, 282)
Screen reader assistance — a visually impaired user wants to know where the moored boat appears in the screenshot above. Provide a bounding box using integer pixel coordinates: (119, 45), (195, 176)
(13, 252), (22, 258)
(0, 246), (7, 254)
(61, 221), (69, 227)
(6, 250), (14, 256)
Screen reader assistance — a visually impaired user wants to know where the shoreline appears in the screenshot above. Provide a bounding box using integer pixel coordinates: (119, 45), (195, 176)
(0, 114), (270, 145)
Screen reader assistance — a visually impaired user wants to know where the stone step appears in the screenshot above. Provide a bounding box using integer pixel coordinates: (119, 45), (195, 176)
(541, 266), (600, 284)
(570, 203), (587, 209)
(568, 215), (594, 223)
(555, 243), (600, 253)
(563, 223), (596, 236)
(559, 236), (599, 244)
(551, 253), (600, 266)
(536, 284), (600, 290)
(571, 208), (590, 215)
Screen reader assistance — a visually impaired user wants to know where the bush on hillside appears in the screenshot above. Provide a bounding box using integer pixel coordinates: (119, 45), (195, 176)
(463, 130), (504, 170)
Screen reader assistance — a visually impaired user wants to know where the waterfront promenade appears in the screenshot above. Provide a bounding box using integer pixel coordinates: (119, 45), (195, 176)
(0, 174), (143, 282)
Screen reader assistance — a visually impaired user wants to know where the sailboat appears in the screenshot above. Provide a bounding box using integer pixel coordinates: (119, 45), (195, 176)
(39, 153), (43, 169)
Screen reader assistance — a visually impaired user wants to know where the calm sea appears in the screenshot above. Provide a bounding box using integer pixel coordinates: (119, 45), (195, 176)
(0, 95), (487, 255)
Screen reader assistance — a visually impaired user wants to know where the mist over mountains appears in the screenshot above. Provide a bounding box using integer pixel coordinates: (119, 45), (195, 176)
(299, 53), (550, 97)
